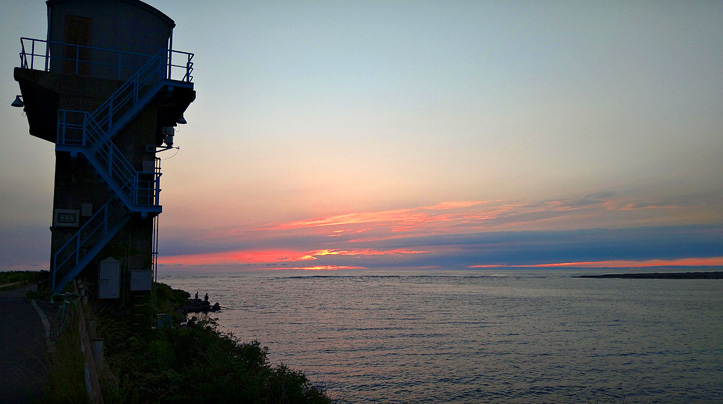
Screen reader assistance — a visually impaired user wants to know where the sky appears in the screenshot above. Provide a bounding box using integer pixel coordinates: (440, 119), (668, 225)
(1, 0), (722, 272)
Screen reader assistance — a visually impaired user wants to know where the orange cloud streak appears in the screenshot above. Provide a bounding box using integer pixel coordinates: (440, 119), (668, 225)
(261, 209), (418, 231)
(158, 248), (427, 266)
(157, 250), (310, 266)
(259, 195), (694, 241)
(469, 257), (723, 269)
(300, 248), (428, 260)
(267, 265), (366, 271)
(260, 202), (524, 238)
(159, 196), (715, 270)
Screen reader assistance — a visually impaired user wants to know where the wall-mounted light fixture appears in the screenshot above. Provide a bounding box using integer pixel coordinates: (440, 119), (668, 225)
(162, 126), (175, 147)
(11, 95), (24, 108)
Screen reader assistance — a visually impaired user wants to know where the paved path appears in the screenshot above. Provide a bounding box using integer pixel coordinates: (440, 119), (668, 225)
(0, 285), (50, 403)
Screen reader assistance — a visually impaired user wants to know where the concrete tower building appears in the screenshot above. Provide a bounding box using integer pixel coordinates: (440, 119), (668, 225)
(14, 0), (195, 296)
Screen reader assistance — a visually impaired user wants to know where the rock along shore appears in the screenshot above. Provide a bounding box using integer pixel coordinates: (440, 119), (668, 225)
(578, 271), (723, 279)
(176, 297), (221, 315)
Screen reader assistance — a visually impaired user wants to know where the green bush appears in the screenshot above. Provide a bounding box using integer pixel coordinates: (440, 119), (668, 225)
(0, 270), (39, 290)
(101, 285), (333, 404)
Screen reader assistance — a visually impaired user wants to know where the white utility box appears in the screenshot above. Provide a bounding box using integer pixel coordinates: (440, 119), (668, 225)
(98, 257), (120, 299)
(130, 270), (153, 291)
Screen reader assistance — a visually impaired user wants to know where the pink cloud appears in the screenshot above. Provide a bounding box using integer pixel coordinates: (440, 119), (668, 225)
(469, 257), (723, 269)
(158, 247), (428, 267)
(328, 228), (371, 237)
(252, 195), (700, 248)
(158, 194), (720, 271)
(260, 200), (514, 235)
(157, 249), (311, 265)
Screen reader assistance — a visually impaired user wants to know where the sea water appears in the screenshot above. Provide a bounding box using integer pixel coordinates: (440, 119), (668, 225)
(160, 269), (723, 403)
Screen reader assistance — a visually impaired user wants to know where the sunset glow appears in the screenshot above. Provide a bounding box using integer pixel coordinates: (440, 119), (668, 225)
(4, 3), (721, 403)
(271, 265), (366, 271)
(150, 195), (723, 271)
(299, 248), (428, 261)
(1, 2), (721, 273)
(158, 247), (429, 267)
(157, 250), (310, 266)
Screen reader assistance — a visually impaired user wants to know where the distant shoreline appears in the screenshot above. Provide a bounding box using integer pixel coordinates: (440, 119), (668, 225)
(578, 271), (723, 279)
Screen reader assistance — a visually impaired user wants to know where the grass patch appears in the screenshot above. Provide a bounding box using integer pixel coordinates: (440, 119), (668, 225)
(0, 270), (40, 291)
(35, 281), (334, 403)
(43, 312), (89, 404)
(95, 283), (334, 404)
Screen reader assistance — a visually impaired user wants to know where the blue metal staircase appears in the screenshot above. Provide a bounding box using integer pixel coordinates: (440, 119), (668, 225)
(52, 198), (131, 293)
(56, 109), (162, 213)
(49, 48), (193, 293)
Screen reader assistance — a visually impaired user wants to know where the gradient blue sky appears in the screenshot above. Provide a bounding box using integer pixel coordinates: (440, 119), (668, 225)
(1, 1), (722, 271)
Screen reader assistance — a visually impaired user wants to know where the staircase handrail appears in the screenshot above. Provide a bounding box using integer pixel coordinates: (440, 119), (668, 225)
(90, 49), (165, 132)
(57, 110), (161, 208)
(52, 198), (127, 291)
(88, 50), (192, 151)
(86, 117), (139, 201)
(89, 48), (193, 136)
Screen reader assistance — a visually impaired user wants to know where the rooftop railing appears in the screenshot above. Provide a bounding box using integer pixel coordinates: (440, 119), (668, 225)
(19, 37), (193, 83)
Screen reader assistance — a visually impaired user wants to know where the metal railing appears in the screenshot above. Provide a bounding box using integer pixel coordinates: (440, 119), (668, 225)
(90, 49), (175, 133)
(57, 110), (162, 208)
(19, 37), (193, 82)
(53, 42), (176, 211)
(52, 198), (129, 292)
